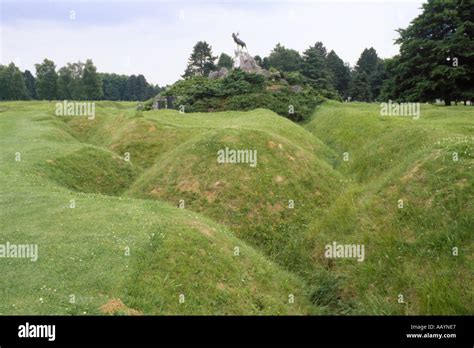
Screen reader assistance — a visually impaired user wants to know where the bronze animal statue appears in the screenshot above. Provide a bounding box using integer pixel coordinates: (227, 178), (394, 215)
(232, 32), (246, 50)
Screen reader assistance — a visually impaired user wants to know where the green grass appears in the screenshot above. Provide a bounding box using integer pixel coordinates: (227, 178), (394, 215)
(0, 102), (314, 315)
(304, 101), (473, 314)
(0, 100), (472, 315)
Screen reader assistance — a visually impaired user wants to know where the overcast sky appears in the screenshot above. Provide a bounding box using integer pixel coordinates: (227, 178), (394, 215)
(1, 0), (425, 86)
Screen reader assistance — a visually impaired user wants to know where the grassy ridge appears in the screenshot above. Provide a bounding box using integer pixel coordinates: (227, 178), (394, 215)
(0, 100), (472, 315)
(0, 102), (314, 315)
(66, 108), (344, 277)
(304, 101), (473, 314)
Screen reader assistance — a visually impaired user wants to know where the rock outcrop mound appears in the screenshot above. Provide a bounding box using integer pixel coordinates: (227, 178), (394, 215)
(233, 49), (266, 75)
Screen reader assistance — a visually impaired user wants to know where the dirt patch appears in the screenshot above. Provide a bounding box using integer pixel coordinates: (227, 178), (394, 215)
(150, 187), (162, 196)
(267, 140), (277, 149)
(100, 298), (142, 315)
(204, 190), (217, 203)
(212, 180), (226, 188)
(204, 181), (227, 203)
(274, 175), (284, 183)
(178, 179), (200, 193)
(402, 150), (442, 183)
(148, 126), (157, 132)
(189, 220), (215, 237)
(268, 202), (284, 213)
(455, 178), (468, 188)
(401, 161), (423, 182)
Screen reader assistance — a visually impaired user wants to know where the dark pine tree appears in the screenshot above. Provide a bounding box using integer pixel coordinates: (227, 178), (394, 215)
(23, 70), (37, 99)
(326, 50), (351, 98)
(182, 41), (217, 78)
(384, 0), (474, 105)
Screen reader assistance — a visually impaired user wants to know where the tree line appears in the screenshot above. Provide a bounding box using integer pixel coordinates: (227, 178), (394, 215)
(182, 0), (472, 105)
(0, 58), (162, 101)
(182, 39), (389, 102)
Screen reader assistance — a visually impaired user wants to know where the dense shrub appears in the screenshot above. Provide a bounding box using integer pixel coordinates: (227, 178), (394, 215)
(162, 69), (324, 121)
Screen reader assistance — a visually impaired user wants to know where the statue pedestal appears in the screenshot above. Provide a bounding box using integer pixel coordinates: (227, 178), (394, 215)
(233, 49), (264, 74)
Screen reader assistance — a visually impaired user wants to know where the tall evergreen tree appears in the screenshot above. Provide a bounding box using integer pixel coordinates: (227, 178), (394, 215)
(379, 57), (399, 101)
(326, 50), (351, 98)
(301, 42), (335, 96)
(384, 0), (474, 105)
(352, 48), (385, 101)
(135, 74), (148, 100)
(35, 59), (58, 100)
(217, 53), (233, 70)
(182, 41), (217, 78)
(348, 70), (372, 102)
(356, 48), (379, 76)
(23, 70), (36, 99)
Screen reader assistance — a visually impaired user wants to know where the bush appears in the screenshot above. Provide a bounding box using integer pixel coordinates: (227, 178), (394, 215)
(161, 69), (324, 122)
(283, 71), (306, 85)
(141, 98), (154, 111)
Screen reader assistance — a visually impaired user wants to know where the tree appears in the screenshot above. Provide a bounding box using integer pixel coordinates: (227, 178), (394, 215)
(254, 55), (263, 67)
(100, 73), (157, 101)
(353, 48), (385, 101)
(101, 73), (128, 100)
(124, 75), (138, 100)
(56, 62), (85, 100)
(348, 70), (372, 102)
(379, 57), (399, 101)
(145, 84), (161, 100)
(301, 42), (336, 96)
(326, 50), (351, 98)
(267, 43), (302, 72)
(23, 70), (36, 99)
(57, 66), (74, 100)
(383, 0), (474, 105)
(35, 59), (58, 100)
(82, 59), (103, 100)
(262, 57), (270, 70)
(356, 48), (379, 76)
(69, 62), (85, 99)
(182, 41), (217, 78)
(0, 63), (28, 100)
(135, 74), (148, 100)
(217, 53), (233, 70)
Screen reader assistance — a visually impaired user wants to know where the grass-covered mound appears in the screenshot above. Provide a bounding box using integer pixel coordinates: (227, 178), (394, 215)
(0, 101), (314, 315)
(62, 101), (474, 315)
(38, 147), (139, 196)
(1, 100), (472, 315)
(304, 101), (473, 314)
(65, 107), (344, 275)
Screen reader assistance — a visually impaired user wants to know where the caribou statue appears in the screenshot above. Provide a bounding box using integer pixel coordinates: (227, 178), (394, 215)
(232, 32), (247, 50)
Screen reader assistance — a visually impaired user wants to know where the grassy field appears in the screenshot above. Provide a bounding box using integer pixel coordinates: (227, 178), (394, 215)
(0, 100), (472, 315)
